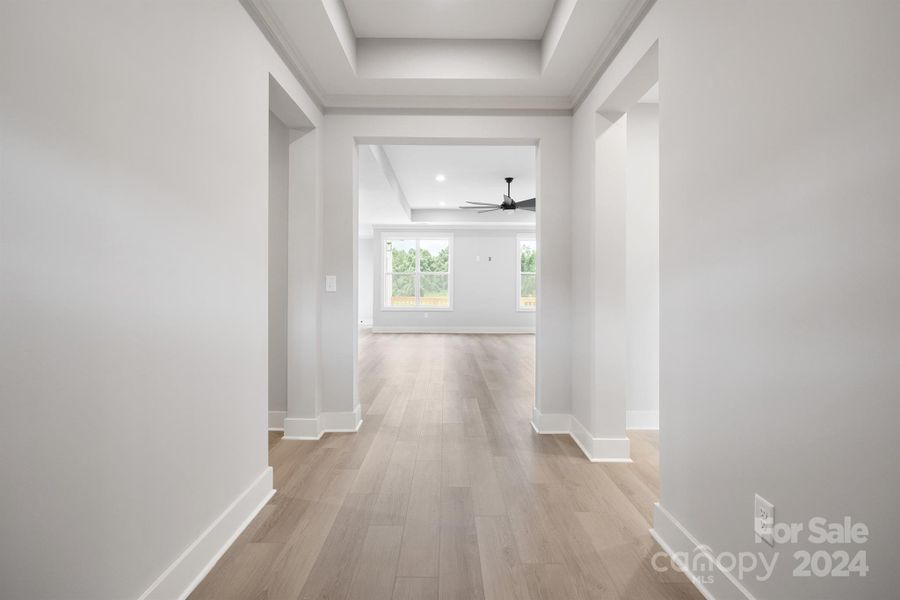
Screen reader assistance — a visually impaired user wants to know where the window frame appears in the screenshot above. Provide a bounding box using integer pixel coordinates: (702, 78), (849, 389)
(516, 233), (537, 312)
(381, 232), (454, 311)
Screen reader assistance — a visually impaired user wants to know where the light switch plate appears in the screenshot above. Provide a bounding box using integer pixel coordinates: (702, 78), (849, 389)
(754, 494), (774, 546)
(325, 275), (337, 292)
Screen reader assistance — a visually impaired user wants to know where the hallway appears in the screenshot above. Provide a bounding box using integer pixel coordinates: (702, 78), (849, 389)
(191, 332), (701, 600)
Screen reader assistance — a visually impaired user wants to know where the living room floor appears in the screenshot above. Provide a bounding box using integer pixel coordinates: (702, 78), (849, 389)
(191, 331), (701, 600)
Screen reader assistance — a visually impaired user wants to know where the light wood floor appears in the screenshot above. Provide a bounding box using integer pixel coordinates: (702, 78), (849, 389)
(191, 332), (702, 600)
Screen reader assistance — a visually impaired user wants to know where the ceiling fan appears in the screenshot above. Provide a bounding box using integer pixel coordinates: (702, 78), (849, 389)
(459, 177), (536, 213)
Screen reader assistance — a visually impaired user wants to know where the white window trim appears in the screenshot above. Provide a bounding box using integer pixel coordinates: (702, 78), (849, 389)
(516, 233), (537, 312)
(381, 232), (454, 311)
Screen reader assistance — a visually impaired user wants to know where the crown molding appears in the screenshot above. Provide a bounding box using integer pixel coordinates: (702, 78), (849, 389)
(240, 0), (327, 112)
(325, 105), (573, 117)
(570, 0), (657, 112)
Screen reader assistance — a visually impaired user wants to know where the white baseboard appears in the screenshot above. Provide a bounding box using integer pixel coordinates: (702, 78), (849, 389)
(268, 410), (286, 431)
(371, 325), (535, 334)
(531, 408), (631, 462)
(650, 503), (756, 600)
(138, 467), (274, 600)
(283, 416), (321, 439)
(321, 405), (363, 431)
(359, 319), (373, 327)
(531, 406), (571, 433)
(626, 409), (659, 430)
(283, 405), (363, 440)
(568, 416), (632, 462)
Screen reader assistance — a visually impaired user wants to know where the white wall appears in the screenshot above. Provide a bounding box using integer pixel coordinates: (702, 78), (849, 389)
(269, 112), (289, 413)
(286, 129), (324, 424)
(0, 2), (321, 598)
(358, 236), (374, 325)
(625, 103), (659, 427)
(590, 115), (629, 440)
(371, 226), (536, 332)
(322, 114), (572, 419)
(575, 1), (900, 597)
(569, 98), (597, 441)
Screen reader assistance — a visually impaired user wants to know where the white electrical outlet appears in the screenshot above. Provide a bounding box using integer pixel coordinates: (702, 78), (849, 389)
(755, 494), (774, 546)
(325, 275), (337, 292)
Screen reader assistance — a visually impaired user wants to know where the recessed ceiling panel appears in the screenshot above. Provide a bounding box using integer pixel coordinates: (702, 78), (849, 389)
(343, 0), (557, 40)
(255, 0), (643, 106)
(382, 145), (537, 210)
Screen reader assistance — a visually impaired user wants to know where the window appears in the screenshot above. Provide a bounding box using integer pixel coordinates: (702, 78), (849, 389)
(517, 234), (536, 311)
(382, 235), (452, 309)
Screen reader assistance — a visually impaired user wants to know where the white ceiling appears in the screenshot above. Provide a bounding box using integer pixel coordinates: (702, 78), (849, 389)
(358, 144), (536, 234)
(343, 0), (557, 40)
(383, 145), (536, 209)
(250, 0), (653, 110)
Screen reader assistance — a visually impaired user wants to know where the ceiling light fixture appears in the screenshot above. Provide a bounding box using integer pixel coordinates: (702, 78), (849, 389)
(435, 174), (446, 182)
(439, 201), (446, 206)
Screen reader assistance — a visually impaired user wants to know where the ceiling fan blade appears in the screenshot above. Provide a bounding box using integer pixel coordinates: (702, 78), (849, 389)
(515, 198), (536, 210)
(519, 206), (536, 212)
(465, 201), (501, 206)
(478, 208), (501, 213)
(459, 204), (498, 209)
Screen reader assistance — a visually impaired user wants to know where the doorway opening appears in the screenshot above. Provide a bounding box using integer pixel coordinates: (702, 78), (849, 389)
(267, 75), (315, 439)
(355, 142), (539, 437)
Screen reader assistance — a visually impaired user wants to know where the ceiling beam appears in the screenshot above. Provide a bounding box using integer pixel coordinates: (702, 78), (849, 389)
(366, 145), (412, 220)
(321, 0), (358, 73)
(541, 0), (577, 71)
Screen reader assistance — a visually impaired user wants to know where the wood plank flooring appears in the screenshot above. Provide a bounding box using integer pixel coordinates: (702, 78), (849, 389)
(191, 331), (703, 600)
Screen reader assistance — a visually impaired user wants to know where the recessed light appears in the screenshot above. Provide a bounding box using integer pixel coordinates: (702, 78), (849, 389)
(435, 174), (446, 182)
(439, 201), (446, 207)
